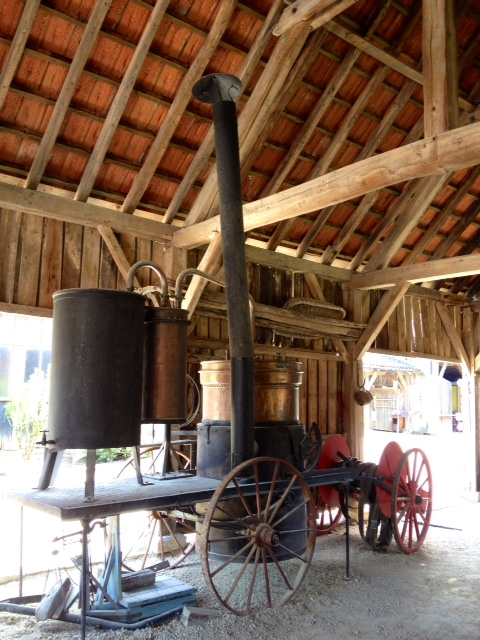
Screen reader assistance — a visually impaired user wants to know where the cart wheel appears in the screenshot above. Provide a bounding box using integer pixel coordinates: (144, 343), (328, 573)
(315, 492), (342, 535)
(121, 508), (196, 571)
(117, 444), (192, 477)
(118, 446), (196, 570)
(200, 457), (316, 615)
(315, 435), (350, 534)
(376, 441), (404, 518)
(391, 448), (432, 554)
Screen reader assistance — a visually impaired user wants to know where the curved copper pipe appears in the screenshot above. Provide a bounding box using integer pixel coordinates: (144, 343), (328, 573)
(126, 260), (169, 305)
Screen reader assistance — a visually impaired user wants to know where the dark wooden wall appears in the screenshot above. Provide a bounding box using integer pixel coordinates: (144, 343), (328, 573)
(1, 208), (476, 444)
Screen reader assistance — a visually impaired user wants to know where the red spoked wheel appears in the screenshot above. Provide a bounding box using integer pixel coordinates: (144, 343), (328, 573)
(376, 441), (404, 518)
(315, 494), (342, 535)
(315, 435), (350, 535)
(391, 448), (432, 554)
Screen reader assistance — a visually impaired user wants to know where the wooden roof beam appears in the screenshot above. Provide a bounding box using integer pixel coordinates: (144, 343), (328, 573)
(121, 0), (237, 215)
(0, 182), (174, 242)
(422, 0), (459, 138)
(162, 0), (285, 225)
(273, 0), (358, 36)
(259, 46), (361, 202)
(324, 19), (474, 113)
(182, 21), (313, 228)
(171, 119), (480, 250)
(345, 253), (480, 291)
(266, 4), (392, 252)
(25, 0), (113, 191)
(0, 0), (41, 111)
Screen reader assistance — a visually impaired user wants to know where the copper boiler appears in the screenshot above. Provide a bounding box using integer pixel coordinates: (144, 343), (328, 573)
(199, 358), (303, 424)
(142, 306), (190, 423)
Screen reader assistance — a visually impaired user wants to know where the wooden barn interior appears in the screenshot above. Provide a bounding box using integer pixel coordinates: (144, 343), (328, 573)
(0, 0), (480, 629)
(1, 0), (480, 477)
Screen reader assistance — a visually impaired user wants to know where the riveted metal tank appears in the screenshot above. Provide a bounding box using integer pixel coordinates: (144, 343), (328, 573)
(47, 288), (145, 450)
(196, 358), (305, 478)
(196, 357), (307, 561)
(142, 306), (190, 423)
(200, 358), (302, 424)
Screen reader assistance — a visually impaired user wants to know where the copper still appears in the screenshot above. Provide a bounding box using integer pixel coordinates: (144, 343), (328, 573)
(199, 359), (302, 424)
(196, 358), (305, 479)
(142, 306), (190, 423)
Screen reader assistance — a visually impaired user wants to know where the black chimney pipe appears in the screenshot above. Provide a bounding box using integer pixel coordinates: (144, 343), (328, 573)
(193, 74), (254, 469)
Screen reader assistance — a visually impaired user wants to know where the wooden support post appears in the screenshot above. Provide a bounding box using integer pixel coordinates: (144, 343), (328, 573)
(343, 290), (365, 458)
(475, 374), (480, 492)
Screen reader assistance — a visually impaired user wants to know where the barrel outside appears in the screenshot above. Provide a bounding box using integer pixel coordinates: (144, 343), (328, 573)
(47, 288), (145, 449)
(142, 307), (190, 423)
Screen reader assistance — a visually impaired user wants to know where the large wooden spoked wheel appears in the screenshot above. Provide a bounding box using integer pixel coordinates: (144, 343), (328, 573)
(200, 457), (316, 615)
(391, 448), (432, 554)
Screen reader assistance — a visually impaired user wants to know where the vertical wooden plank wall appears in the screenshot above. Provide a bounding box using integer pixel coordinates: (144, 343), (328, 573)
(374, 293), (468, 361)
(0, 209), (175, 310)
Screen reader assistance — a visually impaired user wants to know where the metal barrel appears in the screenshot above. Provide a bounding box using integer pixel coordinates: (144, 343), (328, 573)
(142, 307), (190, 423)
(47, 288), (145, 449)
(199, 359), (303, 424)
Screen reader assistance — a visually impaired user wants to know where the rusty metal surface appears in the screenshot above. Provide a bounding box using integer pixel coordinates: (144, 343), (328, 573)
(142, 307), (190, 423)
(8, 467), (355, 522)
(200, 359), (303, 423)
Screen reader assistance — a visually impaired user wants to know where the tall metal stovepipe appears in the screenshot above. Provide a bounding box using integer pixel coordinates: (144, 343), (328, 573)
(193, 74), (254, 469)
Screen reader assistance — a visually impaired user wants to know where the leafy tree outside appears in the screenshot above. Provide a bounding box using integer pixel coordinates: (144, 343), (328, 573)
(5, 367), (49, 460)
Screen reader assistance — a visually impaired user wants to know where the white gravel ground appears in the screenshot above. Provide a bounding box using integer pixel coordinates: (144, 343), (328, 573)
(1, 451), (479, 640)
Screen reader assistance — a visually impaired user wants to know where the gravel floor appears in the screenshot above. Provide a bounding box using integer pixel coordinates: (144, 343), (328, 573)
(0, 497), (479, 640)
(1, 450), (479, 640)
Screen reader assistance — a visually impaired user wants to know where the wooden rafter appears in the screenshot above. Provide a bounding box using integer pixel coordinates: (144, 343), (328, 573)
(0, 0), (41, 111)
(120, 0), (237, 214)
(162, 0), (286, 225)
(266, 3), (393, 252)
(259, 46), (361, 203)
(74, 0), (170, 203)
(25, 0), (113, 191)
(182, 20), (312, 228)
(402, 165), (480, 266)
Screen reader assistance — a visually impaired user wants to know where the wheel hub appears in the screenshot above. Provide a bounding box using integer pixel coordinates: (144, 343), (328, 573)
(253, 522), (280, 547)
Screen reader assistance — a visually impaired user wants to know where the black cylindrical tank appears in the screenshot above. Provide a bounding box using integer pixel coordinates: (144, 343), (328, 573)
(142, 307), (190, 423)
(47, 288), (145, 450)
